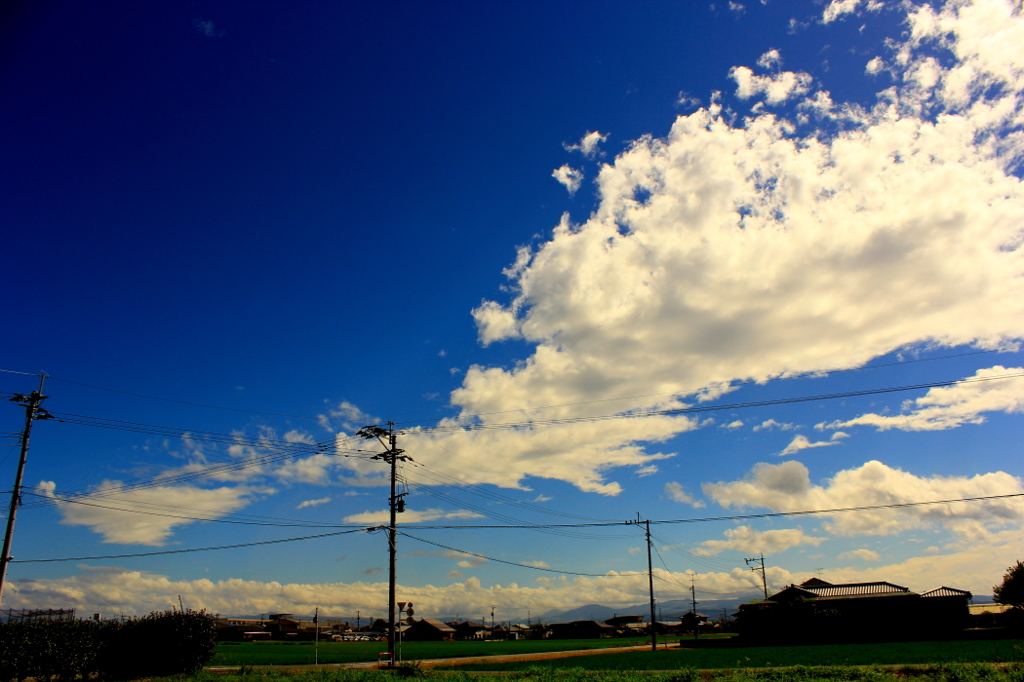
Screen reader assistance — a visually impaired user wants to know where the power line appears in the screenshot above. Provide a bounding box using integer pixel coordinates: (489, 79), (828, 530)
(20, 489), (357, 528)
(408, 371), (1024, 434)
(10, 527), (369, 563)
(396, 492), (1024, 529)
(1, 346), (1010, 430)
(8, 492), (1021, 564)
(389, 348), (1010, 426)
(397, 530), (645, 578)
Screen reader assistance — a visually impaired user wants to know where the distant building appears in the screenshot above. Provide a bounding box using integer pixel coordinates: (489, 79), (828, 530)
(403, 618), (456, 641)
(447, 620), (492, 640)
(548, 619), (616, 639)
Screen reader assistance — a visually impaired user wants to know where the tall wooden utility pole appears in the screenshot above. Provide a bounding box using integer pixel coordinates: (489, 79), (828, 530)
(633, 514), (657, 652)
(0, 375), (51, 603)
(358, 422), (410, 666)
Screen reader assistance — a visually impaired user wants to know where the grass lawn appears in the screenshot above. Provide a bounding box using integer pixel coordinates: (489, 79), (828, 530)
(211, 637), (656, 666)
(436, 639), (1024, 671)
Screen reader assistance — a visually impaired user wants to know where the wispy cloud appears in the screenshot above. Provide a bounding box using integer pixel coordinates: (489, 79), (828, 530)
(296, 496), (331, 509)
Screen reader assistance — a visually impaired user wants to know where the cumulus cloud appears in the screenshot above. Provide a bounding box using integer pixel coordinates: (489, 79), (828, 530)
(552, 165), (584, 195)
(703, 459), (1024, 539)
(694, 525), (827, 555)
(839, 548), (881, 561)
(665, 481), (705, 507)
(564, 131), (608, 158)
(404, 0), (1024, 499)
(824, 366), (1024, 432)
(721, 419), (744, 429)
(730, 65), (812, 104)
(51, 481), (267, 546)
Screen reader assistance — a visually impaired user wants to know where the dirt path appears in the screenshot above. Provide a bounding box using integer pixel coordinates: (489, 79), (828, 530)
(206, 642), (681, 673)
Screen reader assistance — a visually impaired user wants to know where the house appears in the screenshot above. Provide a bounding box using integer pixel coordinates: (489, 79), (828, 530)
(403, 618), (456, 641)
(678, 612), (709, 633)
(737, 578), (972, 644)
(548, 620), (616, 639)
(447, 620), (492, 640)
(604, 614), (644, 628)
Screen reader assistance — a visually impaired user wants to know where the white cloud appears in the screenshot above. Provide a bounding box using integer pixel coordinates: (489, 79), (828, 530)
(754, 419), (795, 431)
(51, 481), (266, 546)
(423, 0), (1024, 498)
(822, 0), (865, 24)
(273, 454), (338, 484)
(825, 366), (1024, 432)
(839, 548), (880, 561)
(564, 131), (608, 158)
(471, 300), (521, 346)
(551, 165), (584, 195)
(296, 496), (331, 509)
(703, 459), (1024, 539)
(730, 65), (813, 104)
(318, 400), (376, 433)
(283, 430), (314, 444)
(694, 525), (827, 555)
(757, 49), (782, 69)
(664, 481), (705, 507)
(341, 508), (485, 524)
(721, 419), (744, 429)
(9, 532), (1017, 618)
(409, 416), (684, 496)
(729, 2), (746, 18)
(778, 433), (843, 456)
(430, 0), (1024, 499)
(635, 464), (659, 477)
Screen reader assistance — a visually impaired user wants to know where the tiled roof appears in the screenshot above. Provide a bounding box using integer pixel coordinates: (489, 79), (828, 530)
(801, 581), (910, 597)
(921, 586), (972, 598)
(419, 618), (456, 632)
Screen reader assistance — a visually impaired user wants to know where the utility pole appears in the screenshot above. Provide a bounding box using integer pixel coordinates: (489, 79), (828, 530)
(689, 574), (699, 641)
(634, 514), (657, 652)
(491, 605), (495, 630)
(744, 553), (769, 599)
(0, 376), (51, 603)
(357, 422), (411, 666)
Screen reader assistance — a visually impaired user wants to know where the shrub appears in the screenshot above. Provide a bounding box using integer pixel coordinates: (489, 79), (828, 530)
(0, 609), (217, 681)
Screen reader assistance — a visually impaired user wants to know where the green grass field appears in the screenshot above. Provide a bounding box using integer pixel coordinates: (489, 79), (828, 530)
(190, 662), (1024, 682)
(435, 639), (1024, 671)
(211, 637), (655, 666)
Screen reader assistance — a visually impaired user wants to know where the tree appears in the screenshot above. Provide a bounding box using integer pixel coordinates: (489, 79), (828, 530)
(993, 560), (1024, 609)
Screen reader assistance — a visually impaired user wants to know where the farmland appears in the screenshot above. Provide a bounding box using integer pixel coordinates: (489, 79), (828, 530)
(211, 637), (655, 666)
(435, 639), (1024, 671)
(211, 637), (1024, 670)
(191, 662), (1024, 682)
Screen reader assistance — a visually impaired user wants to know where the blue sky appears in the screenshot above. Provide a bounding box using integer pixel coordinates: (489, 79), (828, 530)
(2, 0), (1023, 621)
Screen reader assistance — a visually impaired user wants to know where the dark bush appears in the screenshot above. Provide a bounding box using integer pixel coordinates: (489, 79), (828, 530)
(0, 609), (217, 681)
